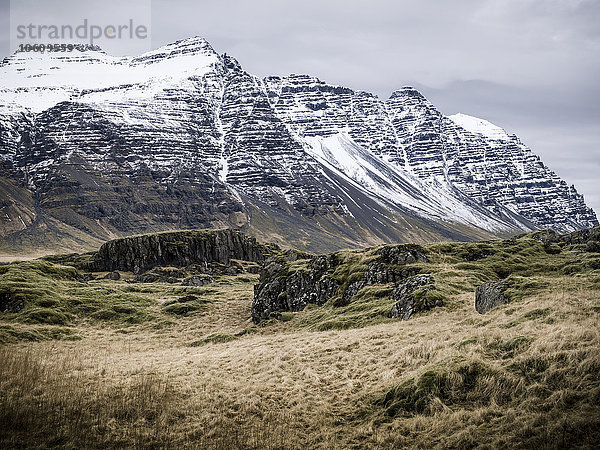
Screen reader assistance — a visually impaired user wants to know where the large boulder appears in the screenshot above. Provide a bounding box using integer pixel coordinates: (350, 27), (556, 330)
(103, 271), (121, 280)
(475, 281), (509, 314)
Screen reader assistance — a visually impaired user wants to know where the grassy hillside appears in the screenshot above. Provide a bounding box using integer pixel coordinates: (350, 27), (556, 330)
(0, 231), (599, 448)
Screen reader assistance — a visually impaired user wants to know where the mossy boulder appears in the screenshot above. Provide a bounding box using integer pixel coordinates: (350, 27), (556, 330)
(252, 244), (430, 323)
(475, 281), (509, 314)
(181, 275), (214, 287)
(389, 275), (441, 320)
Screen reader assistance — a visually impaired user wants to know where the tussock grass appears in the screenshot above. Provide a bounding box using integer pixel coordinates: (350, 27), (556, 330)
(0, 324), (80, 343)
(0, 344), (301, 449)
(0, 347), (179, 448)
(0, 262), (256, 330)
(1, 235), (599, 447)
(1, 277), (598, 448)
(189, 333), (239, 346)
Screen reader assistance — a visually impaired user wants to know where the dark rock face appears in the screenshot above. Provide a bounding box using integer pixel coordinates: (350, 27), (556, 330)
(252, 244), (434, 323)
(376, 245), (429, 265)
(475, 281), (509, 314)
(252, 252), (339, 322)
(389, 275), (435, 320)
(89, 229), (278, 274)
(361, 262), (421, 285)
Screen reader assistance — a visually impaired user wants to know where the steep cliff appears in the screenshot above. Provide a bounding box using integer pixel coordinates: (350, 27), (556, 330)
(0, 37), (596, 255)
(89, 228), (279, 274)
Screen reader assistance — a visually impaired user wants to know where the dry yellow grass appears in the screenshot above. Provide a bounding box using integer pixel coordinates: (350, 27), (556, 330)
(1, 269), (599, 448)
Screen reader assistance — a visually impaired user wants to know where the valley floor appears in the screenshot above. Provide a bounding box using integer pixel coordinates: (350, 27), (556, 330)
(1, 270), (599, 448)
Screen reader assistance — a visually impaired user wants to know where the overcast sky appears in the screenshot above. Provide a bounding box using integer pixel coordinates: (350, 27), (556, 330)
(1, 0), (599, 215)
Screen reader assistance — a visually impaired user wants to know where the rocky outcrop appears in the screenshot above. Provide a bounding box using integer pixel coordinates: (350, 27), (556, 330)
(181, 275), (214, 287)
(560, 225), (600, 252)
(89, 229), (279, 274)
(389, 275), (436, 320)
(375, 245), (429, 265)
(529, 225), (600, 253)
(252, 251), (340, 322)
(252, 244), (434, 323)
(475, 281), (509, 314)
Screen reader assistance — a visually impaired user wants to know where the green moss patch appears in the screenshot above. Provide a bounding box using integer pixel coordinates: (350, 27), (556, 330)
(162, 295), (213, 316)
(0, 260), (157, 327)
(376, 361), (516, 417)
(0, 324), (80, 343)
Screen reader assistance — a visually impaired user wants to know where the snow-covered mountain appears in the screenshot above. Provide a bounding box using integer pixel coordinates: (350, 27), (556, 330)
(0, 37), (596, 253)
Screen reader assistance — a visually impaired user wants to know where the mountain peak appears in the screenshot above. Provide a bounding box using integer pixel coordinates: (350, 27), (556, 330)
(167, 36), (213, 50)
(448, 113), (510, 141)
(0, 34), (596, 254)
(389, 86), (425, 100)
(132, 36), (217, 64)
